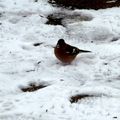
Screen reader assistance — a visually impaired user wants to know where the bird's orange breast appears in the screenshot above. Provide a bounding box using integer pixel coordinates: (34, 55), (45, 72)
(54, 47), (77, 63)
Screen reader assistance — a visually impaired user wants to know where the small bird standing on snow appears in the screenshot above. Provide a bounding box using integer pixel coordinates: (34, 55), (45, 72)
(54, 39), (91, 63)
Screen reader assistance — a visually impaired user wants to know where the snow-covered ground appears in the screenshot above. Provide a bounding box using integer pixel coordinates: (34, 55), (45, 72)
(0, 0), (120, 120)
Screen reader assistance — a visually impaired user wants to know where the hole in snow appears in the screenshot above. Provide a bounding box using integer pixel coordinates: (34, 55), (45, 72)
(70, 94), (94, 103)
(20, 82), (48, 92)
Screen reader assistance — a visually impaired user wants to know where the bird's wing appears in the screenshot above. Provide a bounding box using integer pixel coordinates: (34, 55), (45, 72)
(65, 45), (80, 55)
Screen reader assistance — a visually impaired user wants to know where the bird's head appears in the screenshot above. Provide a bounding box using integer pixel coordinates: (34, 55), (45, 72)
(57, 39), (65, 46)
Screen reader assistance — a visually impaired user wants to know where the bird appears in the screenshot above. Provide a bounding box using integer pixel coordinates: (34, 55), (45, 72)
(54, 39), (91, 63)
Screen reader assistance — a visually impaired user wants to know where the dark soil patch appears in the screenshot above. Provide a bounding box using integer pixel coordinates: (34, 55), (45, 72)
(104, 63), (108, 65)
(0, 13), (2, 17)
(33, 42), (43, 47)
(113, 117), (117, 119)
(22, 15), (27, 17)
(49, 0), (120, 10)
(21, 82), (48, 92)
(46, 14), (63, 26)
(70, 94), (94, 103)
(111, 37), (120, 42)
(26, 69), (35, 72)
(46, 12), (93, 26)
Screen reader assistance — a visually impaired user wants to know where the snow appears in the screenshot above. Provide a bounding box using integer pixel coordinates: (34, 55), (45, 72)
(0, 0), (120, 120)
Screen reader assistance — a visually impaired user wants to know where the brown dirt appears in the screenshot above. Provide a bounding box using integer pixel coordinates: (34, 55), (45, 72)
(21, 82), (48, 92)
(70, 94), (94, 103)
(49, 0), (120, 10)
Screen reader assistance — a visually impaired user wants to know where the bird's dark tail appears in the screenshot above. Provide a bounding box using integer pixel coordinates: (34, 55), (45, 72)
(79, 49), (91, 53)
